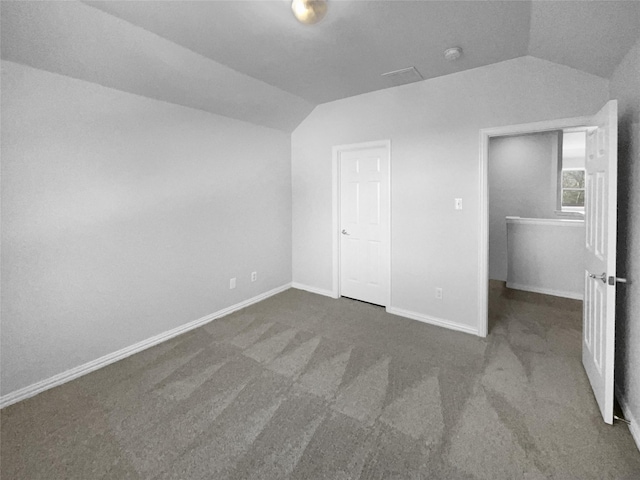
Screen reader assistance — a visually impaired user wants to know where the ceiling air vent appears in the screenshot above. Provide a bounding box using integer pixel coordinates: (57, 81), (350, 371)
(381, 66), (423, 87)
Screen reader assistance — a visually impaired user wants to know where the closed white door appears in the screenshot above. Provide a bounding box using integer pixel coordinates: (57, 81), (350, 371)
(339, 144), (390, 306)
(583, 100), (618, 424)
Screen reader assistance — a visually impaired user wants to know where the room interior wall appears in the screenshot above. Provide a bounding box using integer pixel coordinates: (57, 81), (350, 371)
(610, 37), (640, 447)
(292, 55), (609, 333)
(505, 218), (585, 299)
(488, 132), (560, 281)
(0, 60), (292, 397)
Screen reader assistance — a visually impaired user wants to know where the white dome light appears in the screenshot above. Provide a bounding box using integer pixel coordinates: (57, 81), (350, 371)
(291, 0), (328, 25)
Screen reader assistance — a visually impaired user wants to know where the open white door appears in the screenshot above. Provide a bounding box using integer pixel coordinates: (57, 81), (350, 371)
(339, 143), (390, 306)
(583, 100), (618, 424)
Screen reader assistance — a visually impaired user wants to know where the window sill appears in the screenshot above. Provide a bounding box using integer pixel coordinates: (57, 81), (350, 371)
(555, 210), (585, 219)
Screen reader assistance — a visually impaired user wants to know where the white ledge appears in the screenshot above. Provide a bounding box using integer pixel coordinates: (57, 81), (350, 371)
(505, 216), (584, 227)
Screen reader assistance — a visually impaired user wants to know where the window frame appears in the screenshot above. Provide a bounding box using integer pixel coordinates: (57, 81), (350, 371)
(560, 167), (586, 212)
(555, 129), (587, 217)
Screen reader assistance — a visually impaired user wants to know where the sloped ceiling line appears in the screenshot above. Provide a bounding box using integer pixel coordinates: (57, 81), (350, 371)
(2, 0), (639, 132)
(1, 0), (315, 132)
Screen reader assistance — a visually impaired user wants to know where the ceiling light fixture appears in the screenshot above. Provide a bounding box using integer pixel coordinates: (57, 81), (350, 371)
(291, 0), (328, 25)
(444, 47), (463, 61)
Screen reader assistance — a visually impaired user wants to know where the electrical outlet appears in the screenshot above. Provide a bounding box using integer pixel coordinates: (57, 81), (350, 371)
(435, 287), (443, 300)
(251, 271), (257, 282)
(455, 198), (463, 210)
(230, 277), (236, 289)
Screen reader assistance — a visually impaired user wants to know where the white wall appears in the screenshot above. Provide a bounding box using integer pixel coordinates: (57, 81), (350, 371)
(506, 218), (585, 299)
(292, 56), (608, 332)
(488, 132), (559, 281)
(610, 38), (640, 445)
(0, 61), (292, 396)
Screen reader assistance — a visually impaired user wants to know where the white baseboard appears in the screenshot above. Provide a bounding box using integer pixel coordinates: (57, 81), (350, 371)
(291, 282), (337, 298)
(0, 283), (292, 409)
(386, 306), (479, 336)
(506, 282), (583, 300)
(615, 383), (640, 452)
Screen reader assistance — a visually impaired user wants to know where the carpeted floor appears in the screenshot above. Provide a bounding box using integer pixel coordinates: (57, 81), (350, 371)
(2, 284), (639, 479)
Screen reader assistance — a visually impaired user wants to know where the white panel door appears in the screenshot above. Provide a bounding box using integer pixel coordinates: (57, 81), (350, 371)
(583, 100), (618, 424)
(339, 145), (389, 306)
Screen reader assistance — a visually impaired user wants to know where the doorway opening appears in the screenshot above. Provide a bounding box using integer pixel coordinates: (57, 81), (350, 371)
(485, 128), (589, 392)
(487, 128), (589, 306)
(478, 101), (619, 425)
(478, 114), (593, 336)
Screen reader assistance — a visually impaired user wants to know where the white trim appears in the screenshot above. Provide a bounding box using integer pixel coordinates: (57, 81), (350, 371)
(291, 282), (337, 298)
(386, 306), (478, 336)
(478, 115), (593, 337)
(478, 128), (489, 337)
(0, 283), (292, 409)
(479, 116), (593, 139)
(505, 216), (584, 227)
(505, 282), (583, 300)
(615, 384), (640, 452)
(332, 144), (339, 298)
(332, 139), (392, 307)
(554, 210), (585, 219)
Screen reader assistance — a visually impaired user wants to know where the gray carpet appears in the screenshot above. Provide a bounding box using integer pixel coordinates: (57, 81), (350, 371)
(2, 284), (639, 479)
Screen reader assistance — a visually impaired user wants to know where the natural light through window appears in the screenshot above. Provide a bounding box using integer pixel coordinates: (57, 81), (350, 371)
(558, 130), (587, 215)
(561, 168), (585, 210)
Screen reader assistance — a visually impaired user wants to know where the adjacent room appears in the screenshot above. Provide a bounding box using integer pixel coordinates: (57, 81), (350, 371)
(1, 1), (639, 478)
(488, 130), (587, 300)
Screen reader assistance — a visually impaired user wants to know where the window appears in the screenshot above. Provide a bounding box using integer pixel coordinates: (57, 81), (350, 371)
(557, 129), (587, 215)
(561, 168), (585, 211)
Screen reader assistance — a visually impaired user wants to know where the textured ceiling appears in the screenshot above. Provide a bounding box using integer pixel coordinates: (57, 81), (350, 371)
(86, 0), (533, 104)
(2, 1), (639, 131)
(86, 0), (640, 102)
(0, 1), (314, 131)
(529, 0), (640, 79)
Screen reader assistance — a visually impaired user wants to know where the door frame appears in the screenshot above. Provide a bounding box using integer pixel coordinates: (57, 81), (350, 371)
(478, 116), (592, 337)
(332, 139), (391, 306)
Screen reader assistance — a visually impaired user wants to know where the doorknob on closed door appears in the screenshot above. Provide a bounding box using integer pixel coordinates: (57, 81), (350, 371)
(341, 229), (350, 235)
(589, 272), (607, 283)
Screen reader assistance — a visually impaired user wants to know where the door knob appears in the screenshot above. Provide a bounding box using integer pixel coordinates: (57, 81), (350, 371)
(589, 272), (607, 283)
(341, 229), (350, 235)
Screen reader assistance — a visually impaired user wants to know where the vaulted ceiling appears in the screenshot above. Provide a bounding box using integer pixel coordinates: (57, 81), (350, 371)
(2, 1), (639, 131)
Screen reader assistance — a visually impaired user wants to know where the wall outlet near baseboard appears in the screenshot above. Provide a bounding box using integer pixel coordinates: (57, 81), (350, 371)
(230, 278), (236, 289)
(435, 287), (443, 300)
(251, 272), (257, 282)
